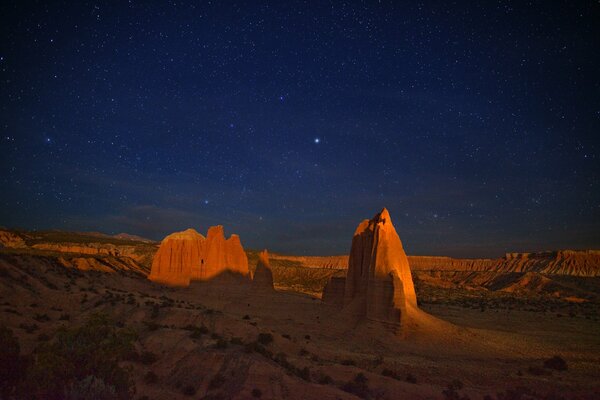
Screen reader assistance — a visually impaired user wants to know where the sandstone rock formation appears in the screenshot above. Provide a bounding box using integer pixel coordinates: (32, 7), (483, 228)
(148, 226), (249, 286)
(329, 208), (419, 331)
(252, 250), (274, 289)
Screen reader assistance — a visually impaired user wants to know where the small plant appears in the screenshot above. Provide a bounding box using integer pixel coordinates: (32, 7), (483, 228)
(59, 313), (71, 321)
(544, 355), (567, 371)
(243, 314), (250, 320)
(139, 351), (158, 365)
(37, 333), (50, 342)
(297, 366), (311, 382)
(304, 334), (311, 340)
(257, 333), (273, 345)
(230, 337), (244, 345)
(143, 371), (158, 384)
(341, 373), (370, 398)
(214, 338), (228, 349)
(34, 313), (51, 322)
(182, 385), (196, 396)
(317, 374), (333, 385)
(208, 373), (225, 390)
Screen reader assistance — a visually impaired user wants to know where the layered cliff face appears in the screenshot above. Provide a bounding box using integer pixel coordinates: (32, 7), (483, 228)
(278, 251), (600, 277)
(148, 226), (249, 286)
(252, 250), (274, 289)
(408, 250), (600, 277)
(340, 208), (418, 330)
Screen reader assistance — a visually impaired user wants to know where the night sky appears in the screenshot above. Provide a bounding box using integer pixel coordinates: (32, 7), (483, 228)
(1, 1), (599, 257)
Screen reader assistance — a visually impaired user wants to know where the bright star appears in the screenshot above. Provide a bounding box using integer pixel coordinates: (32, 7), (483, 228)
(314, 137), (320, 144)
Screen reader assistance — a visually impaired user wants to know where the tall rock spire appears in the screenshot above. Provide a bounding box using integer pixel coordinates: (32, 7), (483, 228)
(343, 208), (417, 330)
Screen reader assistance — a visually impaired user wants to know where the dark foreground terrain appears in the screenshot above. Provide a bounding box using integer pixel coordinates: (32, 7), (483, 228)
(1, 230), (599, 399)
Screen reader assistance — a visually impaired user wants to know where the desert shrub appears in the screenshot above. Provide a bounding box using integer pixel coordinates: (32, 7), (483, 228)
(317, 374), (333, 385)
(442, 380), (470, 400)
(214, 338), (228, 349)
(252, 388), (262, 397)
(304, 334), (311, 340)
(59, 313), (71, 321)
(34, 313), (51, 322)
(257, 332), (273, 345)
(230, 337), (244, 345)
(139, 351), (158, 365)
(406, 373), (417, 384)
(19, 323), (39, 333)
(544, 355), (567, 371)
(189, 325), (209, 339)
(208, 373), (226, 390)
(143, 321), (161, 331)
(0, 326), (25, 399)
(20, 313), (135, 399)
(245, 341), (273, 358)
(63, 375), (116, 400)
(150, 304), (160, 319)
(342, 373), (370, 398)
(182, 385), (196, 396)
(37, 333), (50, 342)
(382, 368), (400, 380)
(297, 366), (311, 382)
(143, 371), (158, 384)
(243, 314), (250, 320)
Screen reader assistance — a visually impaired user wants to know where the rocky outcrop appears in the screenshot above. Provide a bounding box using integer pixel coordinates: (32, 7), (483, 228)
(252, 250), (274, 289)
(341, 208), (418, 331)
(0, 230), (27, 248)
(148, 226), (249, 286)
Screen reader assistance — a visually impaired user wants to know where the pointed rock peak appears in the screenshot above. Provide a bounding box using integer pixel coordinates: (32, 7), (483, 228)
(227, 234), (241, 243)
(258, 249), (270, 267)
(164, 228), (204, 241)
(376, 207), (391, 224)
(207, 225), (225, 238)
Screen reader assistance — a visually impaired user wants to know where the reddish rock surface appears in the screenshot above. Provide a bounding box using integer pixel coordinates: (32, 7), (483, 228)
(341, 208), (418, 330)
(252, 249), (274, 289)
(148, 226), (249, 286)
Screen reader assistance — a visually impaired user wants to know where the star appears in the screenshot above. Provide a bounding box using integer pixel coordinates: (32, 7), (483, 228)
(314, 137), (320, 144)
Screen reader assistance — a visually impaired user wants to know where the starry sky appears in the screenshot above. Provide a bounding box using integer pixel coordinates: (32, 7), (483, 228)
(1, 1), (599, 257)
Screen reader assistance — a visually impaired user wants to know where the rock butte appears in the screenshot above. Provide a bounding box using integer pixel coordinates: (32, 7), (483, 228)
(324, 208), (419, 332)
(148, 226), (249, 286)
(252, 249), (274, 289)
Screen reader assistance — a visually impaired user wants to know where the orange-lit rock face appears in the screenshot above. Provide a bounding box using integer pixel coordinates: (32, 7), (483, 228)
(253, 249), (274, 289)
(343, 208), (417, 328)
(148, 226), (249, 286)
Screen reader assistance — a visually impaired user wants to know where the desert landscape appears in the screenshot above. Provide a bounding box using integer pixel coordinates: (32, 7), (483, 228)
(2, 1), (599, 399)
(1, 208), (598, 399)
